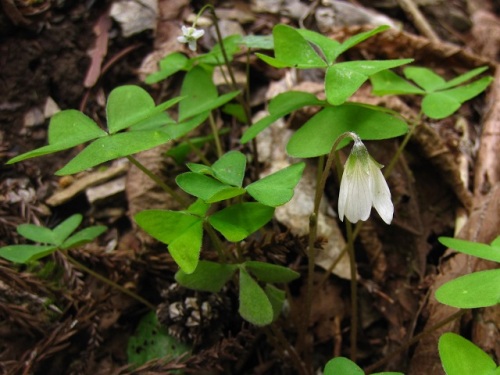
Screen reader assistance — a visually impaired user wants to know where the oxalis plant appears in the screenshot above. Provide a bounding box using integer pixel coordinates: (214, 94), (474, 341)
(2, 3), (494, 373)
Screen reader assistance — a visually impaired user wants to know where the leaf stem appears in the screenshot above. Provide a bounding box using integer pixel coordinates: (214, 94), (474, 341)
(126, 155), (188, 208)
(65, 253), (156, 311)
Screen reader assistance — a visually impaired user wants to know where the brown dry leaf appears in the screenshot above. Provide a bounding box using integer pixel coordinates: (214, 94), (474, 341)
(408, 184), (500, 375)
(84, 11), (111, 88)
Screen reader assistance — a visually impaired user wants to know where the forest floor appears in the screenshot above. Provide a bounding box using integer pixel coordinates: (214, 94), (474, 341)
(0, 0), (499, 374)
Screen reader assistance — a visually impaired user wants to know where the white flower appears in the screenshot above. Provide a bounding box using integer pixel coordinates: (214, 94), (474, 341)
(338, 137), (393, 224)
(177, 25), (205, 51)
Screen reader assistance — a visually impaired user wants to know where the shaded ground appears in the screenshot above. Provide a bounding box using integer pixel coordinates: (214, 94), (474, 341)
(1, 1), (499, 374)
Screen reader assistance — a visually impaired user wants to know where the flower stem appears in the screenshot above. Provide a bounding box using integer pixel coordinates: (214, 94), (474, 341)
(126, 155), (188, 208)
(209, 112), (223, 157)
(299, 132), (358, 354)
(65, 253), (156, 311)
(346, 220), (358, 361)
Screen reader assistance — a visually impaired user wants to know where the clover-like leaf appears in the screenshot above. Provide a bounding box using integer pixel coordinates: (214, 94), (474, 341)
(287, 104), (408, 158)
(439, 333), (497, 375)
(244, 261), (300, 283)
(0, 245), (57, 264)
(107, 85), (156, 134)
(370, 70), (426, 96)
(324, 357), (364, 375)
(325, 59), (413, 105)
(239, 268), (274, 326)
(7, 110), (107, 164)
(61, 225), (107, 249)
(176, 173), (245, 203)
(175, 260), (237, 293)
(16, 224), (56, 245)
(435, 269), (500, 308)
(134, 210), (203, 274)
(127, 311), (191, 368)
(265, 284), (286, 322)
(145, 52), (189, 84)
(209, 203), (274, 242)
(256, 24), (327, 69)
(56, 129), (171, 175)
(241, 91), (323, 144)
(211, 150), (247, 187)
(439, 237), (500, 263)
(422, 76), (493, 119)
(246, 163), (305, 207)
(51, 214), (83, 246)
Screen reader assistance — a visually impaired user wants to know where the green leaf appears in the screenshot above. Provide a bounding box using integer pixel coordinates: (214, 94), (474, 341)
(56, 129), (171, 175)
(106, 86), (156, 134)
(245, 261), (300, 283)
(422, 76), (492, 119)
(61, 225), (107, 249)
(209, 203), (275, 242)
(325, 59), (413, 105)
(264, 284), (286, 322)
(0, 245), (57, 263)
(240, 34), (274, 49)
(287, 104), (408, 158)
(51, 214), (83, 246)
(439, 333), (497, 375)
(127, 311), (191, 368)
(211, 150), (247, 187)
(441, 66), (489, 89)
(145, 52), (189, 84)
(491, 236), (500, 249)
(222, 103), (248, 123)
(128, 112), (175, 131)
(175, 260), (237, 292)
(176, 173), (245, 202)
(332, 25), (390, 61)
(178, 66), (217, 121)
(166, 133), (220, 164)
(439, 237), (500, 263)
(404, 66), (447, 91)
(370, 70), (426, 95)
(296, 28), (340, 63)
(241, 91), (323, 144)
(164, 113), (209, 140)
(257, 24), (327, 69)
(17, 224), (56, 245)
(196, 35), (242, 65)
(179, 90), (241, 122)
(134, 210), (203, 274)
(7, 110), (107, 164)
(185, 198), (210, 217)
(239, 268), (274, 326)
(435, 269), (500, 308)
(324, 357), (364, 375)
(246, 163), (305, 207)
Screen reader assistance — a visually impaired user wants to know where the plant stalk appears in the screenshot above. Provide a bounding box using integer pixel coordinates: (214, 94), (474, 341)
(126, 155), (188, 208)
(65, 253), (156, 311)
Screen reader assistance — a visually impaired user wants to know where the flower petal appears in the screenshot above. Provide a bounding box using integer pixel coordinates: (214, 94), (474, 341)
(369, 159), (393, 224)
(339, 154), (372, 223)
(188, 40), (197, 51)
(192, 29), (205, 39)
(177, 36), (188, 43)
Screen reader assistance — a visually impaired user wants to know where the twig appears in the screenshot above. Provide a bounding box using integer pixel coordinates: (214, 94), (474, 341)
(396, 0), (440, 42)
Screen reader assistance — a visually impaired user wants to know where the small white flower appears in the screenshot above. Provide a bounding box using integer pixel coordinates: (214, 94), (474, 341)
(177, 25), (205, 51)
(338, 137), (393, 224)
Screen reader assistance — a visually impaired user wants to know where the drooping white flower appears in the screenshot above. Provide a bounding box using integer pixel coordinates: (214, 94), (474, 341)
(338, 137), (393, 224)
(177, 25), (205, 51)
